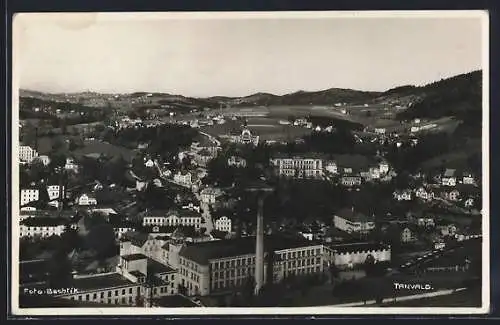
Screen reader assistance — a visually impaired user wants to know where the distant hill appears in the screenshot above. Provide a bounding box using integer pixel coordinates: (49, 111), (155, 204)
(389, 70), (482, 121)
(19, 70), (481, 113)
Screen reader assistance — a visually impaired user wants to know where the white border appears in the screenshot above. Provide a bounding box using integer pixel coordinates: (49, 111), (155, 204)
(10, 10), (490, 316)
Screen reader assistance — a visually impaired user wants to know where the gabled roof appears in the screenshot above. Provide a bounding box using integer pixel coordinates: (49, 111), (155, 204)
(336, 208), (374, 223)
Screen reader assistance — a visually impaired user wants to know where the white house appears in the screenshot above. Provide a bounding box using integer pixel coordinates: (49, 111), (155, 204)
(200, 187), (223, 205)
(442, 169), (457, 187)
(227, 156), (247, 168)
(46, 185), (64, 201)
(64, 158), (79, 172)
(416, 217), (435, 228)
(379, 161), (390, 174)
(34, 155), (51, 166)
(19, 145), (38, 163)
(325, 162), (338, 174)
(462, 172), (476, 185)
(173, 171), (192, 187)
(374, 128), (386, 135)
(77, 193), (98, 206)
(393, 190), (412, 201)
(214, 216), (232, 233)
(145, 159), (154, 168)
(20, 188), (39, 206)
(340, 176), (362, 187)
(415, 187), (434, 201)
(333, 208), (375, 234)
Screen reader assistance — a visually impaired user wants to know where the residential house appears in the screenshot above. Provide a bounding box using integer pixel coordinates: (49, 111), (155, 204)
(437, 223), (458, 237)
(46, 185), (64, 201)
(20, 188), (40, 206)
(324, 161), (338, 174)
(173, 171), (193, 188)
(19, 145), (39, 163)
(200, 187), (223, 205)
(227, 156), (247, 168)
(65, 158), (79, 172)
(462, 172), (476, 185)
(34, 155), (51, 166)
(415, 187), (434, 201)
(393, 189), (413, 201)
(340, 176), (362, 187)
(442, 169), (457, 187)
(214, 216), (232, 233)
(77, 193), (98, 206)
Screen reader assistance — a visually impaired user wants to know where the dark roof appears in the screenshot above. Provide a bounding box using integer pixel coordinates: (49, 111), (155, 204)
(121, 253), (148, 261)
(179, 234), (320, 265)
(129, 270), (145, 278)
(121, 231), (149, 247)
(329, 242), (390, 253)
(20, 217), (69, 227)
(335, 208), (374, 223)
(63, 273), (136, 293)
(147, 258), (175, 274)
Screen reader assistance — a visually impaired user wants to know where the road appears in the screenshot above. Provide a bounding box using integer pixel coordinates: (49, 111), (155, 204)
(399, 235), (481, 271)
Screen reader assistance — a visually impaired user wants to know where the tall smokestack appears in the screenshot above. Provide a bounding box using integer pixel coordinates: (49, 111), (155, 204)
(255, 195), (265, 295)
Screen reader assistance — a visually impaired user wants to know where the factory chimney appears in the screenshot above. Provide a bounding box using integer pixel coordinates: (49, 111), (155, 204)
(255, 195), (265, 295)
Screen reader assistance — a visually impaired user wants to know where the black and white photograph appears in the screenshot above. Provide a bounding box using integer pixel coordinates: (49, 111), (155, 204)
(11, 11), (489, 315)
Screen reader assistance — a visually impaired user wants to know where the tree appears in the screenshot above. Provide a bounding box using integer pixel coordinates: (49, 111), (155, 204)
(47, 250), (73, 288)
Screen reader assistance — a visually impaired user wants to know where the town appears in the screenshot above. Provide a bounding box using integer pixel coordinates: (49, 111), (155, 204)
(17, 70), (483, 308)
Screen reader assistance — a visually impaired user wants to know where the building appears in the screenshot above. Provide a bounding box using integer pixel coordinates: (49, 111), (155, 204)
(326, 242), (391, 269)
(20, 188), (39, 206)
(64, 158), (79, 172)
(20, 218), (69, 238)
(178, 235), (325, 296)
(333, 208), (375, 234)
(462, 172), (476, 185)
(200, 187), (223, 205)
(340, 176), (362, 187)
(270, 155), (324, 179)
(193, 149), (216, 167)
(173, 171), (192, 187)
(34, 155), (51, 166)
(415, 217), (435, 228)
(325, 161), (338, 174)
(214, 216), (232, 233)
(442, 169), (457, 187)
(46, 185), (64, 201)
(415, 187), (434, 201)
(227, 156), (247, 168)
(19, 145), (39, 163)
(228, 127), (260, 146)
(77, 194), (98, 206)
(393, 189), (412, 201)
(142, 210), (203, 230)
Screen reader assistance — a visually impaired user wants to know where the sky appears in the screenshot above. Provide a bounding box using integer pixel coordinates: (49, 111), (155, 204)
(15, 12), (485, 97)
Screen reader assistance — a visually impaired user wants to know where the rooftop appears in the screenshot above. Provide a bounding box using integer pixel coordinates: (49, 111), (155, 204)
(20, 217), (69, 227)
(336, 208), (374, 223)
(63, 272), (136, 293)
(179, 234), (321, 265)
(444, 168), (457, 177)
(147, 258), (175, 275)
(155, 295), (199, 307)
(328, 242), (390, 253)
(121, 253), (148, 262)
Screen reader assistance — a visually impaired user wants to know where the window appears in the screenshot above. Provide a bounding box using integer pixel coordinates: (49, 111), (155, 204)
(129, 288), (133, 294)
(78, 296), (82, 301)
(129, 297), (133, 304)
(85, 294), (90, 300)
(93, 293), (97, 299)
(115, 290), (118, 296)
(101, 292), (104, 298)
(108, 291), (112, 297)
(122, 289), (126, 295)
(121, 297), (126, 304)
